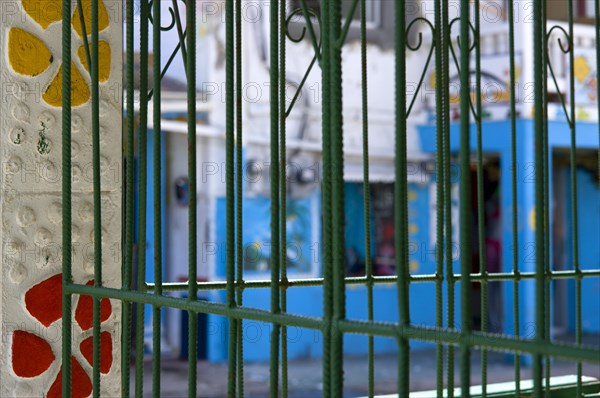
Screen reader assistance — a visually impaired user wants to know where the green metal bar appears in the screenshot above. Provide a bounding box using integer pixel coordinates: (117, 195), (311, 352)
(507, 0), (520, 395)
(52, 0), (600, 395)
(459, 0), (472, 395)
(339, 0), (359, 47)
(395, 0), (410, 396)
(187, 0), (198, 396)
(280, 1), (288, 397)
(76, 0), (91, 70)
(225, 0), (238, 396)
(329, 0), (345, 394)
(394, 1), (410, 396)
(144, 269), (600, 292)
(442, 1), (455, 395)
(134, 0), (149, 395)
(546, 47), (573, 128)
(269, 0), (281, 394)
(147, 30), (187, 102)
(67, 282), (600, 364)
(320, 0), (333, 391)
(542, 3), (552, 395)
(434, 1), (444, 395)
(235, 0), (245, 396)
(360, 0), (374, 395)
(472, 2), (488, 396)
(170, 0), (187, 66)
(284, 53), (319, 117)
(151, 0), (162, 395)
(90, 0), (102, 396)
(565, 0), (583, 395)
(123, 0), (135, 396)
(297, 0), (321, 62)
(533, 1), (546, 395)
(61, 0), (73, 396)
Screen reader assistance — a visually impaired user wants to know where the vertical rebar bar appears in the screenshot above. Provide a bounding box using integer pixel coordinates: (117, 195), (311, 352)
(123, 1), (135, 395)
(61, 0), (73, 396)
(135, 0), (149, 396)
(151, 0), (162, 395)
(330, 0), (345, 395)
(360, 0), (374, 395)
(508, 0), (521, 395)
(533, 1), (546, 395)
(459, 0), (473, 395)
(235, 0), (245, 396)
(269, 0), (281, 395)
(226, 0), (238, 396)
(395, 0), (410, 396)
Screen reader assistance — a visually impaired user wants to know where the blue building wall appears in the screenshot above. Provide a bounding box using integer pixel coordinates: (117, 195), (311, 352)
(417, 118), (600, 341)
(566, 168), (600, 333)
(138, 117), (597, 362)
(208, 178), (461, 361)
(139, 128), (168, 349)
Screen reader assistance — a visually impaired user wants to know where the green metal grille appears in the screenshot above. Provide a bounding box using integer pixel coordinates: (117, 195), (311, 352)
(59, 0), (600, 397)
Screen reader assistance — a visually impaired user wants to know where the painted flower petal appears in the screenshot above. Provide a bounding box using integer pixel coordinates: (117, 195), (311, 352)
(24, 273), (62, 327)
(8, 28), (53, 76)
(46, 357), (92, 398)
(75, 280), (112, 331)
(79, 331), (113, 374)
(21, 0), (62, 29)
(78, 41), (111, 82)
(11, 330), (55, 378)
(43, 62), (90, 107)
(72, 0), (109, 38)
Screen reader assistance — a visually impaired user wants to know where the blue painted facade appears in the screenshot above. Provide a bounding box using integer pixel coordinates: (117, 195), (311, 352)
(207, 178), (462, 361)
(137, 128), (168, 349)
(418, 119), (600, 341)
(566, 168), (600, 332)
(137, 117), (597, 362)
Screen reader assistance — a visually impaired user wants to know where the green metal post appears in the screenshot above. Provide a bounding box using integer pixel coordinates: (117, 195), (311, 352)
(135, 0), (149, 396)
(533, 1), (546, 396)
(269, 0), (281, 394)
(235, 0), (245, 397)
(152, 0), (163, 396)
(459, 0), (472, 396)
(226, 0), (239, 396)
(62, 0), (73, 396)
(329, 0), (346, 395)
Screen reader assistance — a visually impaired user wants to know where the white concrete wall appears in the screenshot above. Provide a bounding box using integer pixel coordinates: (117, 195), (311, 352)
(1, 1), (122, 396)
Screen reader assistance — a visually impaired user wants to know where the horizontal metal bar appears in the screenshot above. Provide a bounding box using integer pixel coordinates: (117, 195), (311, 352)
(144, 270), (600, 292)
(66, 283), (323, 330)
(338, 322), (600, 364)
(65, 283), (600, 364)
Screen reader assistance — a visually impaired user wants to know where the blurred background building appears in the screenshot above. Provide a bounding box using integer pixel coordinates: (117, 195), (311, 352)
(131, 0), (599, 362)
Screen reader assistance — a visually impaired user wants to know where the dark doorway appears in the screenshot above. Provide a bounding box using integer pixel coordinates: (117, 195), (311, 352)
(470, 159), (503, 333)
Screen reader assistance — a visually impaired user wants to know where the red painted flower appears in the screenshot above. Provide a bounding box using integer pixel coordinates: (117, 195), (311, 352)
(12, 274), (113, 396)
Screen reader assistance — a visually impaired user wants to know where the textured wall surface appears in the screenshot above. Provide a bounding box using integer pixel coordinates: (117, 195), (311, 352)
(0, 1), (122, 396)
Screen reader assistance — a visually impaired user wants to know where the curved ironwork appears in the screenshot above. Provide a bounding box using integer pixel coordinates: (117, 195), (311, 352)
(292, 1), (322, 60)
(546, 25), (573, 126)
(405, 17), (436, 117)
(147, 0), (189, 101)
(148, 0), (178, 32)
(286, 8), (321, 43)
(448, 17), (479, 120)
(285, 8), (322, 117)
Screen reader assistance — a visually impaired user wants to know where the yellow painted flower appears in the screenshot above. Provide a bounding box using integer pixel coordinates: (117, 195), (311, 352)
(7, 0), (111, 107)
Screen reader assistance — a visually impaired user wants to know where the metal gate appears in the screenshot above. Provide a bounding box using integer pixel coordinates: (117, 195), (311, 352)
(57, 0), (600, 397)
